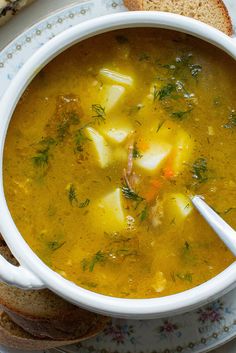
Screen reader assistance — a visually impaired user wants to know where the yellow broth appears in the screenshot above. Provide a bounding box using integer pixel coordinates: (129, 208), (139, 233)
(3, 29), (236, 298)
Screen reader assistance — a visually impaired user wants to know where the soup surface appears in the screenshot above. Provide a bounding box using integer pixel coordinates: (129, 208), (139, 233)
(3, 29), (236, 298)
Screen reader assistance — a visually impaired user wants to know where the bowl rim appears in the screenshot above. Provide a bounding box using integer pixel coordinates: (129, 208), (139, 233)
(0, 11), (236, 319)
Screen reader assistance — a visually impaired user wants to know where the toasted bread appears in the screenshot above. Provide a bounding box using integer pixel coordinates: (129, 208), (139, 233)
(0, 310), (104, 350)
(124, 0), (233, 35)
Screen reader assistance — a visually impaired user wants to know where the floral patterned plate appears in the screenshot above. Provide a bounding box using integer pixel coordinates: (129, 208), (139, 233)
(0, 1), (236, 352)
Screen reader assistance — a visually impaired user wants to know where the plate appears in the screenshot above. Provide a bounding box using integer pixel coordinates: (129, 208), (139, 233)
(0, 1), (236, 352)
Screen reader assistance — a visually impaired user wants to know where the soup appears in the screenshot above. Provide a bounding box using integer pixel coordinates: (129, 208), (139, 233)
(3, 29), (236, 299)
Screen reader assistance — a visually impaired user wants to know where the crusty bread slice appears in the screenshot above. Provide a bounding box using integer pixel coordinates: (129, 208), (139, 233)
(0, 310), (104, 350)
(124, 0), (233, 35)
(0, 244), (109, 340)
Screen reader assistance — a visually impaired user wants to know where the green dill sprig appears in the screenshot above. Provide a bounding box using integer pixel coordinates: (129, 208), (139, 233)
(192, 158), (208, 183)
(91, 104), (106, 124)
(172, 109), (192, 120)
(224, 110), (236, 129)
(79, 198), (90, 208)
(57, 111), (80, 141)
(82, 250), (107, 272)
(132, 142), (143, 159)
(156, 120), (165, 133)
(156, 83), (176, 101)
(47, 240), (66, 251)
(32, 137), (56, 167)
(74, 127), (90, 152)
(139, 204), (148, 222)
(67, 184), (78, 205)
(189, 64), (202, 77)
(176, 272), (193, 282)
(121, 183), (144, 202)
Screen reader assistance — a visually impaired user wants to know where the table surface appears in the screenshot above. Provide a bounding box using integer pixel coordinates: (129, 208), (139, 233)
(0, 1), (236, 352)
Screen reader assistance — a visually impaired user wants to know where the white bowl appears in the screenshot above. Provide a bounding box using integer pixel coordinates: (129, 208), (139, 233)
(0, 11), (236, 319)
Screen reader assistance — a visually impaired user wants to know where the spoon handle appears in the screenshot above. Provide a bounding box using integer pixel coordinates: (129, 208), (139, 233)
(191, 196), (236, 257)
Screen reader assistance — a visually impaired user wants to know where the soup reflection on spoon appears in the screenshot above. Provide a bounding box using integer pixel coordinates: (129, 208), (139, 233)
(191, 196), (236, 256)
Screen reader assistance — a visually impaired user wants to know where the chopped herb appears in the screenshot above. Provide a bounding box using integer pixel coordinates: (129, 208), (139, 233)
(89, 251), (106, 272)
(66, 111), (80, 124)
(81, 258), (88, 271)
(184, 241), (190, 249)
(74, 127), (90, 152)
(40, 137), (56, 146)
(170, 272), (176, 282)
(91, 104), (106, 124)
(48, 240), (65, 251)
(140, 205), (148, 222)
(156, 120), (165, 133)
(172, 109), (192, 120)
(135, 120), (142, 126)
(176, 272), (193, 282)
(32, 148), (49, 167)
(189, 64), (202, 77)
(224, 207), (236, 214)
(182, 241), (191, 256)
(129, 104), (143, 115)
(224, 110), (236, 129)
(79, 198), (90, 208)
(115, 35), (129, 44)
(153, 85), (159, 102)
(192, 158), (208, 183)
(67, 184), (78, 205)
(106, 176), (112, 182)
(156, 83), (176, 101)
(81, 281), (97, 288)
(32, 137), (56, 167)
(121, 183), (144, 202)
(133, 143), (143, 159)
(57, 111), (80, 140)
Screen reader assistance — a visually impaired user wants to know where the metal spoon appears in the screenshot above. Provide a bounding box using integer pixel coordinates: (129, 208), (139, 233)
(191, 195), (236, 256)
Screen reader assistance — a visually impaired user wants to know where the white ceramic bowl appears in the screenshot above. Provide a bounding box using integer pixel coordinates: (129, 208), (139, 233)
(0, 11), (236, 319)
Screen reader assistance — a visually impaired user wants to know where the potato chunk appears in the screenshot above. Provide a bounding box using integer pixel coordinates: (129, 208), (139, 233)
(106, 128), (128, 143)
(151, 271), (167, 293)
(86, 127), (110, 168)
(99, 68), (133, 87)
(98, 188), (125, 231)
(172, 129), (193, 175)
(135, 142), (172, 173)
(102, 85), (125, 112)
(164, 193), (193, 225)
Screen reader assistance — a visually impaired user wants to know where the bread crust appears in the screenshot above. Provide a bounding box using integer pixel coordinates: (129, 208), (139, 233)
(124, 0), (143, 10)
(4, 306), (109, 341)
(124, 0), (233, 35)
(0, 311), (106, 350)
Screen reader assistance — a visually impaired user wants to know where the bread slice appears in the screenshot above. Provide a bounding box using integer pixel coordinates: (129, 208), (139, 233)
(124, 0), (233, 35)
(0, 0), (35, 26)
(0, 244), (109, 340)
(0, 310), (104, 350)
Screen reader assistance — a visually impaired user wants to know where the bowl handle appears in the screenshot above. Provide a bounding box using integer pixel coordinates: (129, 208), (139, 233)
(0, 254), (44, 289)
